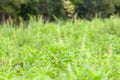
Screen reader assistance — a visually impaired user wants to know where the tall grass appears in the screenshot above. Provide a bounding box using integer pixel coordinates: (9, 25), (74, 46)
(0, 16), (120, 80)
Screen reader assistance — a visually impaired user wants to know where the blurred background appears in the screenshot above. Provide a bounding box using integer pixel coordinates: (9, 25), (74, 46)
(0, 0), (120, 22)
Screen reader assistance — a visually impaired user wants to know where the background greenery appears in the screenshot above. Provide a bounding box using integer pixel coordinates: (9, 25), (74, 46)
(0, 0), (120, 21)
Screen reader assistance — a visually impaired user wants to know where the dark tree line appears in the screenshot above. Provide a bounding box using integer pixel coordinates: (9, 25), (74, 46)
(0, 0), (120, 22)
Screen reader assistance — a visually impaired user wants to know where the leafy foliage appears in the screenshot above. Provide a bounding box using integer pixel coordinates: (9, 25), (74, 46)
(0, 17), (120, 79)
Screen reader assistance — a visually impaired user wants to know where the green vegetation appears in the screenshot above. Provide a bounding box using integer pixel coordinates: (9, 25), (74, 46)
(0, 17), (120, 80)
(1, 0), (120, 21)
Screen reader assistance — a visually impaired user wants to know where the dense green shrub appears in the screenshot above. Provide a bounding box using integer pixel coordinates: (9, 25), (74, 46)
(39, 0), (65, 21)
(73, 0), (120, 19)
(0, 0), (66, 22)
(0, 0), (29, 21)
